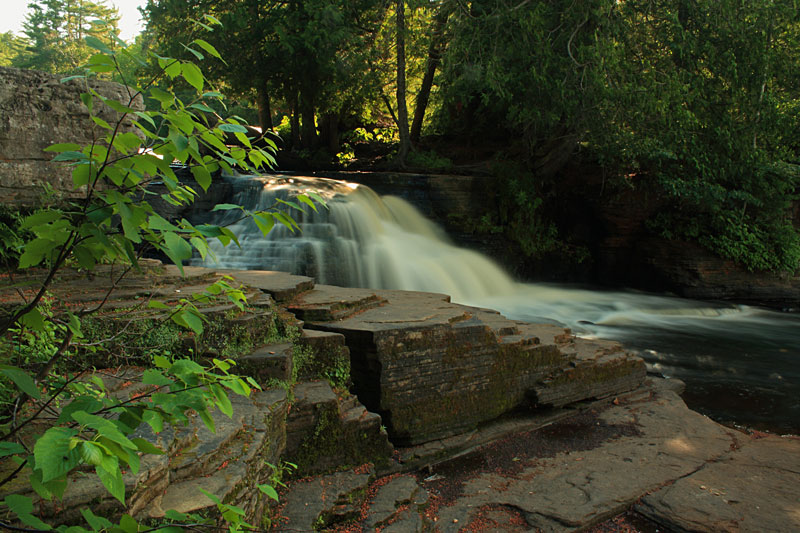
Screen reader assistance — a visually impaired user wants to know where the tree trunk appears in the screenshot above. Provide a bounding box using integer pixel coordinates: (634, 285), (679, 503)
(395, 0), (411, 165)
(290, 92), (301, 150)
(256, 83), (274, 132)
(410, 3), (451, 144)
(319, 112), (339, 154)
(300, 88), (318, 150)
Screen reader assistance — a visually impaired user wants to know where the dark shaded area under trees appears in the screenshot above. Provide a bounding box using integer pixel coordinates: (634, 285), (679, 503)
(5, 0), (800, 276)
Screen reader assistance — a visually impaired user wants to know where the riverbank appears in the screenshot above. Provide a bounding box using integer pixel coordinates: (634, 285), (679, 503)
(275, 376), (800, 532)
(2, 264), (797, 531)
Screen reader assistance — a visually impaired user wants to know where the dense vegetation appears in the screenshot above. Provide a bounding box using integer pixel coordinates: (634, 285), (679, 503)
(2, 0), (799, 272)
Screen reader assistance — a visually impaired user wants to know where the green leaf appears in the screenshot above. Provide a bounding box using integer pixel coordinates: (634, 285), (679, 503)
(181, 62), (204, 92)
(134, 111), (156, 128)
(80, 92), (93, 113)
(210, 383), (232, 417)
(96, 464), (125, 504)
(307, 191), (328, 208)
(258, 483), (279, 501)
(149, 87), (174, 107)
(217, 123), (248, 133)
(118, 514), (139, 533)
(190, 165), (212, 192)
(223, 378), (251, 397)
(204, 14), (222, 26)
(81, 508), (113, 530)
(92, 115), (113, 131)
(29, 466), (67, 500)
(181, 44), (204, 61)
(197, 408), (215, 432)
(1, 365), (41, 399)
(85, 36), (113, 54)
(72, 164), (92, 187)
(193, 39), (224, 61)
(253, 213), (274, 236)
(52, 151), (88, 162)
(57, 396), (104, 423)
(19, 308), (46, 331)
(44, 143), (81, 153)
(20, 210), (62, 230)
(211, 203), (241, 212)
(296, 193), (319, 212)
(142, 368), (172, 387)
(130, 438), (165, 455)
(71, 411), (137, 451)
(19, 237), (57, 268)
(188, 103), (215, 113)
(0, 441), (25, 458)
(33, 427), (80, 482)
(105, 99), (139, 114)
(142, 410), (164, 434)
(79, 441), (105, 466)
(162, 231), (193, 271)
(4, 495), (52, 530)
(198, 488), (221, 505)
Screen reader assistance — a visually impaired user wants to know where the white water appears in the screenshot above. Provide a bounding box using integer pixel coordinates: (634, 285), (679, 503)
(195, 175), (760, 334)
(194, 174), (800, 433)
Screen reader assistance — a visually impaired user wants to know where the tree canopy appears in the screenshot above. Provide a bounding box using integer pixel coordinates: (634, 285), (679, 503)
(2, 0), (798, 272)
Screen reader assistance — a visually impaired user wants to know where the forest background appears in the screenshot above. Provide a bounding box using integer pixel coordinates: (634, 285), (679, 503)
(2, 0), (799, 275)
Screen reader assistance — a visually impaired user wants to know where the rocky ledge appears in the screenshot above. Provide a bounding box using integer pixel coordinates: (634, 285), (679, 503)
(2, 265), (797, 532)
(277, 378), (800, 532)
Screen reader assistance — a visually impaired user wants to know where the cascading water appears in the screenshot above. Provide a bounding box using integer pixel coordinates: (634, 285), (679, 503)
(193, 174), (800, 434)
(195, 175), (516, 301)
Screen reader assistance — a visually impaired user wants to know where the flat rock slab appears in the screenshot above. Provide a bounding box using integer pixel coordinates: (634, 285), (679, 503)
(275, 467), (373, 531)
(637, 433), (800, 532)
(365, 474), (428, 529)
(222, 269), (315, 302)
(427, 379), (739, 532)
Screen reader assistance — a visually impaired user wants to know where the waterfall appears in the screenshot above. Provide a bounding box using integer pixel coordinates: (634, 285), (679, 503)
(195, 175), (516, 302)
(194, 174), (800, 434)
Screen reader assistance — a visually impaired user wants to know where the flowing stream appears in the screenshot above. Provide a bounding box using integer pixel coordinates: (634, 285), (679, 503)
(193, 175), (800, 434)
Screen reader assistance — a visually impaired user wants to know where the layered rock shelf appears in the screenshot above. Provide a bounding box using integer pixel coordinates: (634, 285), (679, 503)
(2, 264), (797, 532)
(287, 285), (646, 445)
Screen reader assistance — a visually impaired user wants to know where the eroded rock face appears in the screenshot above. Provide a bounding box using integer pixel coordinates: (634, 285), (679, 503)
(0, 66), (143, 205)
(289, 284), (646, 446)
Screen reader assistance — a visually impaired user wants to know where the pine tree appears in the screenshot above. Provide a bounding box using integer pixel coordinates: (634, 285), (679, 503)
(15, 0), (120, 74)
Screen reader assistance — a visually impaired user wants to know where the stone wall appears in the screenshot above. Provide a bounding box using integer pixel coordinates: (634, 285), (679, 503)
(0, 66), (143, 205)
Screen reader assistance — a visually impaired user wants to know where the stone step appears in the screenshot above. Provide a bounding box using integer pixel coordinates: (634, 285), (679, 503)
(287, 284), (387, 321)
(221, 269), (314, 302)
(274, 467), (374, 532)
(283, 381), (393, 477)
(294, 328), (352, 386)
(531, 338), (646, 407)
(297, 287), (646, 446)
(364, 474), (428, 530)
(237, 342), (294, 385)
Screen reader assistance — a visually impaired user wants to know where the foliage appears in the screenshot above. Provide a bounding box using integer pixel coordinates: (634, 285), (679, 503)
(405, 149), (452, 171)
(598, 0), (800, 272)
(14, 0), (121, 74)
(143, 0), (384, 148)
(0, 19), (321, 532)
(436, 0), (799, 272)
(0, 32), (30, 67)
